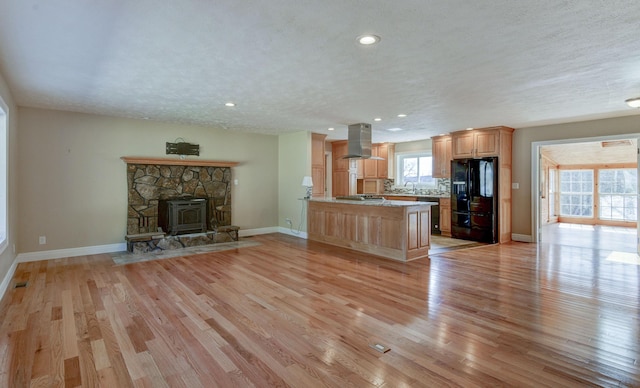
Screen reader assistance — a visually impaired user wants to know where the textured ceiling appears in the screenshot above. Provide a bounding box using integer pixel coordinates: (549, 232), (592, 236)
(1, 1), (640, 143)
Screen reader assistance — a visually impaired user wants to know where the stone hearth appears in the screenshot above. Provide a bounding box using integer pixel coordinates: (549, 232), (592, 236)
(122, 157), (238, 236)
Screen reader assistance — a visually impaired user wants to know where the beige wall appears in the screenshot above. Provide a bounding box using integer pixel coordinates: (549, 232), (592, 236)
(512, 115), (640, 238)
(394, 139), (431, 154)
(0, 70), (18, 284)
(17, 108), (279, 253)
(278, 131), (311, 232)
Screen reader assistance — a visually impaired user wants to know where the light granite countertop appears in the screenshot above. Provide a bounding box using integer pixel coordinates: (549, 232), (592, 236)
(382, 193), (450, 199)
(308, 198), (438, 207)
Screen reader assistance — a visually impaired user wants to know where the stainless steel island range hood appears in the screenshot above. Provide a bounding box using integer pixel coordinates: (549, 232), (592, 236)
(342, 123), (384, 159)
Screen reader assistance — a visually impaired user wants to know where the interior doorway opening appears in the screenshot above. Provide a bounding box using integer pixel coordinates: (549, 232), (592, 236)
(533, 135), (640, 254)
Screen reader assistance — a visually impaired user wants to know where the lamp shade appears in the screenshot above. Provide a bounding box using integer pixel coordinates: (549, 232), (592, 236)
(301, 176), (313, 187)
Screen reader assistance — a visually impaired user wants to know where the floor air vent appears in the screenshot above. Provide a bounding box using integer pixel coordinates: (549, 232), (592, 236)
(14, 281), (28, 288)
(369, 343), (390, 353)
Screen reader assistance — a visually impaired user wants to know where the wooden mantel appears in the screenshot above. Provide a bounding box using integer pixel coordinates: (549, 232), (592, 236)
(121, 156), (239, 167)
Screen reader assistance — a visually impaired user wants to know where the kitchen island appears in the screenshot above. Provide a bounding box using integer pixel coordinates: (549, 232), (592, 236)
(307, 198), (437, 262)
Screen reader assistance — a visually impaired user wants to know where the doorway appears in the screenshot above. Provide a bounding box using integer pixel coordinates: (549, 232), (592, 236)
(533, 135), (640, 253)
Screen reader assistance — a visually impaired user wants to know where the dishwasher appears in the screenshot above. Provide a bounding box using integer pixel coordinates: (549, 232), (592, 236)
(417, 197), (441, 235)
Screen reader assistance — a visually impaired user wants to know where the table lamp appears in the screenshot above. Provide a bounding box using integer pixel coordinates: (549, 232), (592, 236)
(301, 176), (313, 199)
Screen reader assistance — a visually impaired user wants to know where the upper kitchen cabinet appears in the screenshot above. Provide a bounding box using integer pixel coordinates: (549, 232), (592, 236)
(431, 135), (452, 178)
(311, 133), (327, 198)
(451, 126), (514, 159)
(377, 143), (394, 178)
(361, 143), (394, 179)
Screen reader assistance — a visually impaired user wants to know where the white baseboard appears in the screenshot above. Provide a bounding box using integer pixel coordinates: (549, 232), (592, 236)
(511, 234), (533, 243)
(16, 243), (127, 263)
(277, 226), (308, 239)
(13, 226), (304, 264)
(239, 226), (280, 237)
(0, 257), (19, 303)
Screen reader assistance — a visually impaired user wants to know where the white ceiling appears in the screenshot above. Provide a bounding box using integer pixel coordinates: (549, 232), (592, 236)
(1, 1), (640, 143)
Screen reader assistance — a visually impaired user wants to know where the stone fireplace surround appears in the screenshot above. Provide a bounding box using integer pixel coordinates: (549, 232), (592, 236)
(122, 157), (239, 252)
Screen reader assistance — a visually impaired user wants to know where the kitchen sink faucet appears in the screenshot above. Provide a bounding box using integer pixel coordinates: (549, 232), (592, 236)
(404, 181), (417, 194)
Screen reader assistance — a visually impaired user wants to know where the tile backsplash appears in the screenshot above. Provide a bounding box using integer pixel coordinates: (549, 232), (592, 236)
(383, 178), (451, 196)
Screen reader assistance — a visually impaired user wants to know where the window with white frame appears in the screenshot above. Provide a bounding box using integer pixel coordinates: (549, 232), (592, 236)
(598, 168), (637, 221)
(559, 170), (593, 217)
(396, 153), (436, 188)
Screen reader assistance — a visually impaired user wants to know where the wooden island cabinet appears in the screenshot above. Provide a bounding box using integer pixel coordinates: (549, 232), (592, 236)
(307, 198), (436, 262)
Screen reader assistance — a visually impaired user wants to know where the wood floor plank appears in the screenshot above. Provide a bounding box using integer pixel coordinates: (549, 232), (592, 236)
(0, 232), (639, 386)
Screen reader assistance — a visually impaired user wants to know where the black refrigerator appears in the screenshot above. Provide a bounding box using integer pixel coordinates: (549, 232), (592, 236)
(451, 157), (498, 243)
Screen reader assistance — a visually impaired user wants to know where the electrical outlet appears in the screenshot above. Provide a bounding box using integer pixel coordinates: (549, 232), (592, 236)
(285, 218), (292, 224)
(39, 236), (46, 245)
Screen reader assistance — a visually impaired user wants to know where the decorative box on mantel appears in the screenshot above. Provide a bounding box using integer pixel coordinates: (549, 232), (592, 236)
(121, 157), (239, 248)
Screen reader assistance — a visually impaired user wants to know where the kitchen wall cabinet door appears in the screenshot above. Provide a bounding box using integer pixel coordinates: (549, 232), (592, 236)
(377, 144), (389, 178)
(451, 127), (501, 159)
(432, 135), (452, 178)
(360, 144), (392, 179)
(451, 131), (475, 159)
(474, 130), (500, 157)
(363, 148), (378, 178)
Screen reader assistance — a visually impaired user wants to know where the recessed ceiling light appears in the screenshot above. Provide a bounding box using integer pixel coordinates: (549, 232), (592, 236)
(466, 127), (474, 130)
(374, 118), (382, 121)
(387, 127), (403, 132)
(328, 127), (335, 131)
(225, 102), (236, 107)
(357, 34), (381, 45)
(397, 114), (407, 118)
(626, 97), (640, 108)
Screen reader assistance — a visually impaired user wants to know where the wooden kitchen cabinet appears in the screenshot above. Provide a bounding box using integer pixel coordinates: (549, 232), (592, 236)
(332, 141), (349, 172)
(332, 140), (358, 197)
(360, 143), (393, 179)
(363, 151), (378, 178)
(439, 198), (451, 237)
(431, 135), (452, 178)
(450, 125), (514, 243)
(311, 133), (326, 198)
(359, 179), (383, 194)
(377, 143), (390, 178)
(451, 126), (511, 159)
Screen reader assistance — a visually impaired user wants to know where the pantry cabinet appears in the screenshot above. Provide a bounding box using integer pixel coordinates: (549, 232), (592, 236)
(311, 133), (327, 198)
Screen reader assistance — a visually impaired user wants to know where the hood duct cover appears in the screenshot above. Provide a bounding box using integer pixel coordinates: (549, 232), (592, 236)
(342, 123), (384, 159)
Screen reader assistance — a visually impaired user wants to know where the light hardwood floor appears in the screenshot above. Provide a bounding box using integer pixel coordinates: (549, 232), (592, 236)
(1, 233), (638, 387)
